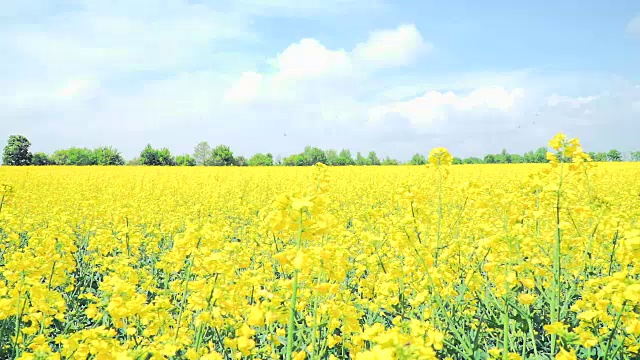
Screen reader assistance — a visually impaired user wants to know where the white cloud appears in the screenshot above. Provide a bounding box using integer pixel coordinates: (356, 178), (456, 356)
(627, 15), (640, 37)
(352, 24), (431, 69)
(369, 86), (525, 127)
(223, 24), (428, 103)
(224, 72), (264, 104)
(274, 39), (353, 79)
(546, 94), (599, 108)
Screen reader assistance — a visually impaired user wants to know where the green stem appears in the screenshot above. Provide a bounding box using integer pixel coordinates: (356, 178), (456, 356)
(285, 210), (304, 360)
(175, 255), (193, 341)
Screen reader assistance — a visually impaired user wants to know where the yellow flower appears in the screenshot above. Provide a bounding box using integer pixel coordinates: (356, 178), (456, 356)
(555, 348), (577, 360)
(428, 147), (453, 166)
(544, 322), (568, 335)
(549, 132), (567, 151)
(290, 196), (314, 211)
(517, 293), (536, 305)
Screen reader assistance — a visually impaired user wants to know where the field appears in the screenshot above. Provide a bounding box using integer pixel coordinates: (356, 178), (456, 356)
(1, 137), (639, 359)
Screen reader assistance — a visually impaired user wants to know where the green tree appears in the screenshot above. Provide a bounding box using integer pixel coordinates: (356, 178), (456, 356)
(496, 149), (512, 164)
(355, 152), (371, 166)
(367, 151), (381, 165)
(463, 157), (483, 164)
(176, 154), (196, 166)
(524, 147), (548, 163)
(588, 152), (608, 162)
(94, 146), (125, 165)
(193, 141), (211, 166)
(484, 154), (497, 164)
(381, 156), (399, 165)
(210, 145), (235, 166)
(452, 157), (463, 165)
(51, 148), (97, 165)
(630, 151), (640, 162)
(248, 153), (274, 166)
(234, 156), (248, 166)
(324, 149), (339, 166)
(2, 135), (32, 166)
(510, 154), (524, 164)
(607, 149), (622, 162)
(140, 144), (175, 166)
(335, 149), (354, 166)
(302, 146), (327, 165)
(410, 153), (427, 165)
(32, 152), (52, 165)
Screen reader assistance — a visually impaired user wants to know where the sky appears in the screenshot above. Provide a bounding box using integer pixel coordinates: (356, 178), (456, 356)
(1, 0), (639, 161)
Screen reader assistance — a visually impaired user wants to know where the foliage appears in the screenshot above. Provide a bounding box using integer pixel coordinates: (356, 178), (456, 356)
(210, 145), (235, 166)
(94, 146), (125, 166)
(248, 153), (274, 166)
(51, 147), (97, 165)
(193, 141), (212, 166)
(31, 152), (52, 166)
(410, 153), (427, 165)
(0, 133), (639, 359)
(631, 151), (640, 162)
(2, 135), (32, 166)
(607, 149), (622, 162)
(234, 156), (248, 167)
(381, 156), (400, 165)
(139, 144), (176, 166)
(176, 154), (196, 166)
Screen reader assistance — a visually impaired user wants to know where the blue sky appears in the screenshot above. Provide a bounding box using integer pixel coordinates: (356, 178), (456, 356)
(1, 0), (639, 161)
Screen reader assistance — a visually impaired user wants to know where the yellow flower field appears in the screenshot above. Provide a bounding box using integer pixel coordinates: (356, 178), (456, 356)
(0, 135), (639, 359)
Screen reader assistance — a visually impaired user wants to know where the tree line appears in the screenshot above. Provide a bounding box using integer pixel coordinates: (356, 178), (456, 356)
(2, 134), (638, 166)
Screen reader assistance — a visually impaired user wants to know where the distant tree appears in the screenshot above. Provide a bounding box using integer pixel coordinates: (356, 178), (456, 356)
(32, 152), (52, 165)
(234, 156), (248, 166)
(274, 155), (283, 166)
(2, 135), (32, 166)
(630, 151), (640, 162)
(335, 149), (354, 166)
(127, 158), (142, 166)
(176, 154), (196, 166)
(484, 154), (497, 164)
(524, 147), (548, 163)
(193, 141), (212, 166)
(410, 153), (427, 165)
(452, 157), (463, 165)
(139, 145), (175, 166)
(51, 148), (97, 165)
(248, 153), (274, 166)
(355, 152), (371, 166)
(94, 146), (125, 165)
(496, 149), (512, 164)
(463, 157), (483, 164)
(325, 149), (339, 166)
(607, 149), (622, 162)
(302, 146), (327, 165)
(589, 152), (608, 162)
(510, 154), (524, 164)
(140, 144), (160, 166)
(210, 145), (235, 166)
(381, 156), (399, 165)
(367, 151), (381, 165)
(157, 148), (176, 166)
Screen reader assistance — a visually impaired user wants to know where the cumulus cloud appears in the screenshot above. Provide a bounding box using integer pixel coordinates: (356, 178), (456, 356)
(223, 24), (429, 103)
(352, 24), (432, 69)
(369, 87), (525, 127)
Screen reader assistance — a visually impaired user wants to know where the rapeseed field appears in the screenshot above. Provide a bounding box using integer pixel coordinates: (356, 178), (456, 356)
(0, 134), (639, 359)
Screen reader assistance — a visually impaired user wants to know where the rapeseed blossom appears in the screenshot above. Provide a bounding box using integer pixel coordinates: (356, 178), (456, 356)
(0, 134), (638, 359)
